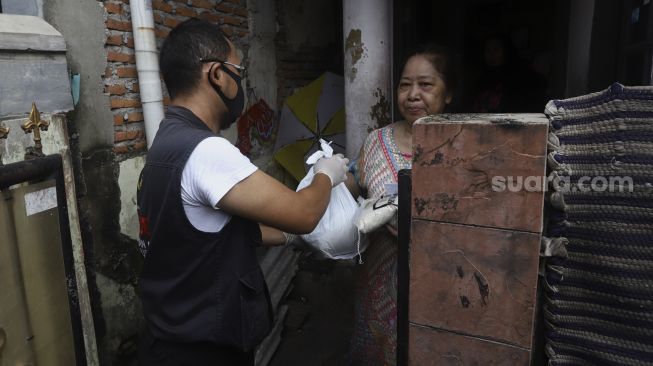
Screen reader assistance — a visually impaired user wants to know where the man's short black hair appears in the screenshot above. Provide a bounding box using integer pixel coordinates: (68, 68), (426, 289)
(159, 19), (230, 99)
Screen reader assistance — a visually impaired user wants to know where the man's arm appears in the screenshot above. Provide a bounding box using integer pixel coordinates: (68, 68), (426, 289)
(218, 170), (333, 234)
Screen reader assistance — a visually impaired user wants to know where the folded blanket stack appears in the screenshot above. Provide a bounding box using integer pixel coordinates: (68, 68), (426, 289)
(543, 83), (653, 365)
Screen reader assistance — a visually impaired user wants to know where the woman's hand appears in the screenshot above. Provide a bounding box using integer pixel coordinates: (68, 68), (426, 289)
(385, 223), (398, 237)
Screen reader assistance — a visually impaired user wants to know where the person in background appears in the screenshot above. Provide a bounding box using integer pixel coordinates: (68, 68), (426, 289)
(136, 19), (348, 366)
(471, 34), (547, 113)
(347, 44), (456, 365)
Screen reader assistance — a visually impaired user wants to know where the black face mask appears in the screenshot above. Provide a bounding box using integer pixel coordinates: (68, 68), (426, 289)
(209, 64), (244, 130)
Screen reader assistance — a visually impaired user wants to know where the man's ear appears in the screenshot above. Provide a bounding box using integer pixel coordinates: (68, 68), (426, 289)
(207, 63), (222, 85)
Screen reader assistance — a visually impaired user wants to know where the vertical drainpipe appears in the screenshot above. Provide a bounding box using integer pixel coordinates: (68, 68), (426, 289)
(343, 0), (392, 158)
(130, 0), (165, 148)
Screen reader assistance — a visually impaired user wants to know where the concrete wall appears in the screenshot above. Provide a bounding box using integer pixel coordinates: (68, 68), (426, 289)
(0, 14), (73, 117)
(1, 0), (43, 17)
(42, 2), (133, 364)
(275, 0), (343, 108)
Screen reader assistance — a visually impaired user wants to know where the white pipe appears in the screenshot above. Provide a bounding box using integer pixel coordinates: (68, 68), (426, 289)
(343, 0), (392, 158)
(130, 0), (164, 148)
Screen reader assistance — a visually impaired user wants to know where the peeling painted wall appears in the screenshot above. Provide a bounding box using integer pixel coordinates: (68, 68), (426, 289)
(42, 2), (139, 365)
(343, 0), (392, 157)
(118, 156), (145, 240)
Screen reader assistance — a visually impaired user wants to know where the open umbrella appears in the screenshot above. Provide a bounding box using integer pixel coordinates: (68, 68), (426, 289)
(273, 72), (346, 181)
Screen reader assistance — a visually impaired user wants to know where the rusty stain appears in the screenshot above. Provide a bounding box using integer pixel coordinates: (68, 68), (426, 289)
(369, 88), (391, 128)
(460, 295), (470, 308)
(456, 265), (464, 278)
(434, 193), (458, 211)
(420, 151), (443, 166)
(345, 29), (364, 65)
(349, 67), (358, 83)
(413, 145), (423, 162)
(413, 197), (428, 215)
(345, 29), (364, 82)
(474, 272), (490, 306)
(414, 194), (458, 214)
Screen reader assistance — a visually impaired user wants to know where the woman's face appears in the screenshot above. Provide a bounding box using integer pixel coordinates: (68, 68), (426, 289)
(397, 55), (451, 124)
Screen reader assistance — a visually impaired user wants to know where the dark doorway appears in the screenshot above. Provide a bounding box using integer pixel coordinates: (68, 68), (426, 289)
(394, 0), (570, 114)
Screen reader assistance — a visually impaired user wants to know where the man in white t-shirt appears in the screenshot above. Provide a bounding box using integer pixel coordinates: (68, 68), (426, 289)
(136, 19), (348, 365)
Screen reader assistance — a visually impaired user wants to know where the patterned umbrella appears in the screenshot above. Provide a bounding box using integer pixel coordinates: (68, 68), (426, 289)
(273, 72), (345, 181)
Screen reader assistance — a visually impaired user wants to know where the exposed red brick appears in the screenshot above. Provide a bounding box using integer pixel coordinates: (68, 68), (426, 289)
(133, 140), (147, 152)
(104, 67), (113, 77)
(163, 17), (182, 28)
(221, 27), (234, 36)
(224, 0), (241, 4)
(221, 15), (244, 26)
(117, 66), (138, 78)
(175, 4), (197, 17)
(155, 27), (170, 39)
(233, 7), (247, 17)
(190, 0), (213, 9)
(127, 112), (144, 122)
(215, 3), (233, 13)
(115, 129), (143, 142)
(126, 37), (135, 48)
(105, 2), (122, 14)
(131, 83), (140, 92)
(199, 11), (220, 22)
(106, 19), (132, 31)
(106, 35), (123, 46)
(111, 97), (141, 109)
(105, 84), (127, 95)
(113, 144), (130, 154)
(152, 0), (172, 12)
(107, 51), (136, 63)
(114, 113), (125, 126)
(153, 12), (164, 23)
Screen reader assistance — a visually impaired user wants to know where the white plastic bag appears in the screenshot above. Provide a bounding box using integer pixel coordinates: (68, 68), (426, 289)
(296, 140), (363, 260)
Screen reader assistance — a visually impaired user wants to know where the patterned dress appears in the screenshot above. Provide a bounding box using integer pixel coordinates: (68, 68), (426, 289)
(350, 123), (412, 366)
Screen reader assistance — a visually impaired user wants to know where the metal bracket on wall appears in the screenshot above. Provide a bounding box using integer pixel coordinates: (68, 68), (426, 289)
(21, 102), (49, 160)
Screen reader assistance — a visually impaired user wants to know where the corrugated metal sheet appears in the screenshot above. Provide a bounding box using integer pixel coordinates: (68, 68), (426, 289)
(255, 245), (299, 366)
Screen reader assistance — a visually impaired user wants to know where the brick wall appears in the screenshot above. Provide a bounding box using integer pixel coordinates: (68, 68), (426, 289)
(102, 0), (249, 159)
(274, 0), (343, 108)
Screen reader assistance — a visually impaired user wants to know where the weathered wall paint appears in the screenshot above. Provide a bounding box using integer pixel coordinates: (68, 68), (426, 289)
(344, 28), (364, 83)
(118, 156), (145, 240)
(343, 0), (392, 157)
(0, 15), (73, 117)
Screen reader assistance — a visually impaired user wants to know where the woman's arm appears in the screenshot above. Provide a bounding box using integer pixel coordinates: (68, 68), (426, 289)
(344, 172), (361, 199)
(259, 224), (286, 246)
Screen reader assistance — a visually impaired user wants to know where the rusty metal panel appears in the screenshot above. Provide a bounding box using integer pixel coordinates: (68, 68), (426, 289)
(0, 190), (36, 364)
(412, 114), (549, 233)
(0, 180), (76, 365)
(409, 325), (530, 366)
(409, 220), (540, 348)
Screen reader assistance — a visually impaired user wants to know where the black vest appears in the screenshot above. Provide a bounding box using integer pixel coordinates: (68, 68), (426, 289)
(137, 106), (272, 351)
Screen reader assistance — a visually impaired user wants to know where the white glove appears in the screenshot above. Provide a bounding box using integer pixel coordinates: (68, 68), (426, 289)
(314, 154), (349, 187)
